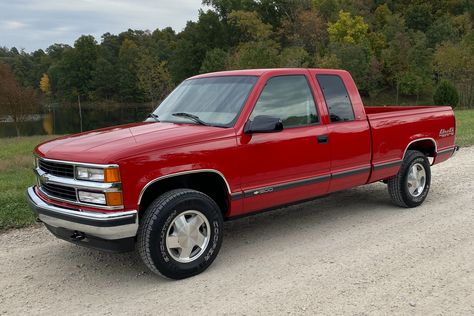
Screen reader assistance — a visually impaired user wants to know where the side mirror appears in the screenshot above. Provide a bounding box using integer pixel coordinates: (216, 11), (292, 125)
(244, 115), (283, 134)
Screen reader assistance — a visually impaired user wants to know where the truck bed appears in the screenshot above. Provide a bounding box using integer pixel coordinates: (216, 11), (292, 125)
(365, 105), (456, 183)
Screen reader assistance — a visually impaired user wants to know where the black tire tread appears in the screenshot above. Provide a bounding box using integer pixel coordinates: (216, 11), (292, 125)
(387, 150), (427, 208)
(137, 188), (219, 279)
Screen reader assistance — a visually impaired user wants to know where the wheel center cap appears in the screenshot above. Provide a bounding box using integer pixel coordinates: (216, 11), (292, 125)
(165, 210), (211, 263)
(177, 225), (198, 248)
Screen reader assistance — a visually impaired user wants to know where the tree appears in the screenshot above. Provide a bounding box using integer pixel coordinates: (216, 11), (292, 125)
(39, 73), (51, 96)
(373, 4), (392, 30)
(405, 3), (433, 32)
(279, 47), (310, 67)
(116, 38), (143, 101)
(279, 9), (328, 55)
(10, 52), (35, 88)
(150, 27), (177, 61)
(434, 31), (474, 107)
(0, 63), (39, 136)
(314, 52), (341, 68)
(92, 56), (117, 100)
(398, 71), (423, 96)
(317, 0), (339, 21)
(227, 9), (281, 69)
(433, 81), (459, 107)
(46, 43), (71, 60)
(381, 31), (411, 103)
(228, 40), (280, 69)
(202, 0), (256, 20)
(426, 15), (456, 48)
(200, 48), (229, 73)
(228, 10), (273, 42)
(327, 42), (375, 94)
(52, 35), (98, 131)
(137, 54), (174, 106)
(1, 0), (473, 109)
(327, 10), (369, 44)
(54, 35), (98, 101)
(169, 10), (229, 83)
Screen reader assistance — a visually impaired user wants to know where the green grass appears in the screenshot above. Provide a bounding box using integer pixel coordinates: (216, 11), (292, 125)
(0, 135), (56, 230)
(0, 110), (473, 231)
(455, 109), (474, 147)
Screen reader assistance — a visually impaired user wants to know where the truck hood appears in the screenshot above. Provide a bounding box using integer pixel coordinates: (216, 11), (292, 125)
(35, 122), (234, 164)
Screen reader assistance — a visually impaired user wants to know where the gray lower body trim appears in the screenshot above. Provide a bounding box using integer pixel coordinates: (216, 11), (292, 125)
(437, 146), (456, 156)
(331, 166), (371, 179)
(242, 174), (331, 198)
(232, 165), (372, 200)
(373, 160), (402, 171)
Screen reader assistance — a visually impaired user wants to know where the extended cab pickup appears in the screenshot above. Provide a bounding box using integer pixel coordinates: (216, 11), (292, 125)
(27, 68), (458, 279)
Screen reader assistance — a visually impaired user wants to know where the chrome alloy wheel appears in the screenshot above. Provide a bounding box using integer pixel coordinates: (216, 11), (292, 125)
(407, 163), (426, 197)
(165, 210), (210, 263)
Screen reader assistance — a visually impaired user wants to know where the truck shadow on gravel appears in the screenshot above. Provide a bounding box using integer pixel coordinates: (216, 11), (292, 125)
(45, 183), (396, 282)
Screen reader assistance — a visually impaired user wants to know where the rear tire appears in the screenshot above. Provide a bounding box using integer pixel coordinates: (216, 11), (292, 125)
(388, 150), (431, 208)
(137, 189), (223, 279)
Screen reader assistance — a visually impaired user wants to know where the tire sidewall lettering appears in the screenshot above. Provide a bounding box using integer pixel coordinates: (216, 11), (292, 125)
(159, 209), (177, 263)
(204, 220), (220, 262)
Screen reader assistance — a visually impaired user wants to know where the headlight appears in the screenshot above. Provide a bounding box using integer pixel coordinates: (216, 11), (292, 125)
(76, 167), (120, 182)
(77, 191), (123, 206)
(78, 191), (106, 205)
(76, 167), (104, 181)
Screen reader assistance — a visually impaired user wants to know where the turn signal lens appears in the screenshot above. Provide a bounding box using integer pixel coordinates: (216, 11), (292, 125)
(104, 168), (121, 183)
(106, 192), (123, 206)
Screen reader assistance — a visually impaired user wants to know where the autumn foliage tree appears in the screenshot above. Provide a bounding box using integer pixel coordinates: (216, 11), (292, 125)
(0, 63), (39, 136)
(39, 73), (51, 96)
(0, 0), (473, 108)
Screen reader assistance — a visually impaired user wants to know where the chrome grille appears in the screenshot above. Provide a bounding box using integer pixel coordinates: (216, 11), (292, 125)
(40, 182), (77, 201)
(38, 159), (74, 178)
(34, 157), (123, 210)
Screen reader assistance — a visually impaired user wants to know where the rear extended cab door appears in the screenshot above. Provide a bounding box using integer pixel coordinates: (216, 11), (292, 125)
(308, 69), (372, 192)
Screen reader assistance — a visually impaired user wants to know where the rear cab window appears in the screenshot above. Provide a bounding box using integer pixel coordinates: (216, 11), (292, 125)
(316, 74), (355, 123)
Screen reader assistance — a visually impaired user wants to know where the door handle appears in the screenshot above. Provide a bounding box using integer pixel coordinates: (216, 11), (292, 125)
(317, 135), (329, 144)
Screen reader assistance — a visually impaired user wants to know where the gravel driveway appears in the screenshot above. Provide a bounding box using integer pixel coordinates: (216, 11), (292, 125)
(1, 147), (473, 315)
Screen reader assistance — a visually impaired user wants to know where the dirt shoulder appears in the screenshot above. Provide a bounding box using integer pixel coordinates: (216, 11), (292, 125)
(1, 147), (473, 315)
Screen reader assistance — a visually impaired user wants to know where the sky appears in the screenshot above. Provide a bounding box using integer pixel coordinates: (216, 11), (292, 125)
(0, 0), (205, 52)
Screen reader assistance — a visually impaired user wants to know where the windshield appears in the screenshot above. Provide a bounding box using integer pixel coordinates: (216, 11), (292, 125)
(150, 76), (258, 127)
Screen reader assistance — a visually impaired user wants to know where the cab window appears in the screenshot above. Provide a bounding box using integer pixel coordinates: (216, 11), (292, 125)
(250, 75), (318, 128)
(316, 74), (355, 122)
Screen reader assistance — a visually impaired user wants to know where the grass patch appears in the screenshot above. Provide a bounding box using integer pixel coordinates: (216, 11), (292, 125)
(0, 135), (56, 230)
(455, 109), (474, 147)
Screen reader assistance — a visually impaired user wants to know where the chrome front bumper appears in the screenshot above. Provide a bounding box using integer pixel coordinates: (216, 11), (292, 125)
(27, 187), (138, 240)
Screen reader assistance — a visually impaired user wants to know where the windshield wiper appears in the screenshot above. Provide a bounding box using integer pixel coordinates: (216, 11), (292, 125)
(147, 113), (160, 122)
(172, 112), (209, 126)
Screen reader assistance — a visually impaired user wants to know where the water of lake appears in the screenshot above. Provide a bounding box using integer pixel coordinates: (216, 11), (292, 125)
(0, 103), (153, 138)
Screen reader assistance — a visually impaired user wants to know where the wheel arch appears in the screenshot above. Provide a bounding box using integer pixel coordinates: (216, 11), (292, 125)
(138, 169), (231, 218)
(403, 138), (437, 159)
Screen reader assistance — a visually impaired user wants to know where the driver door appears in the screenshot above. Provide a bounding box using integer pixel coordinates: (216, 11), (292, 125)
(237, 73), (331, 214)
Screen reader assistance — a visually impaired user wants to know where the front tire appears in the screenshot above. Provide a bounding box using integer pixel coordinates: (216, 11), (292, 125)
(388, 150), (431, 208)
(137, 189), (223, 279)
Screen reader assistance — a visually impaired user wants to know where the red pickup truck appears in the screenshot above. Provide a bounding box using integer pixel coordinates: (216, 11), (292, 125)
(27, 68), (458, 279)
